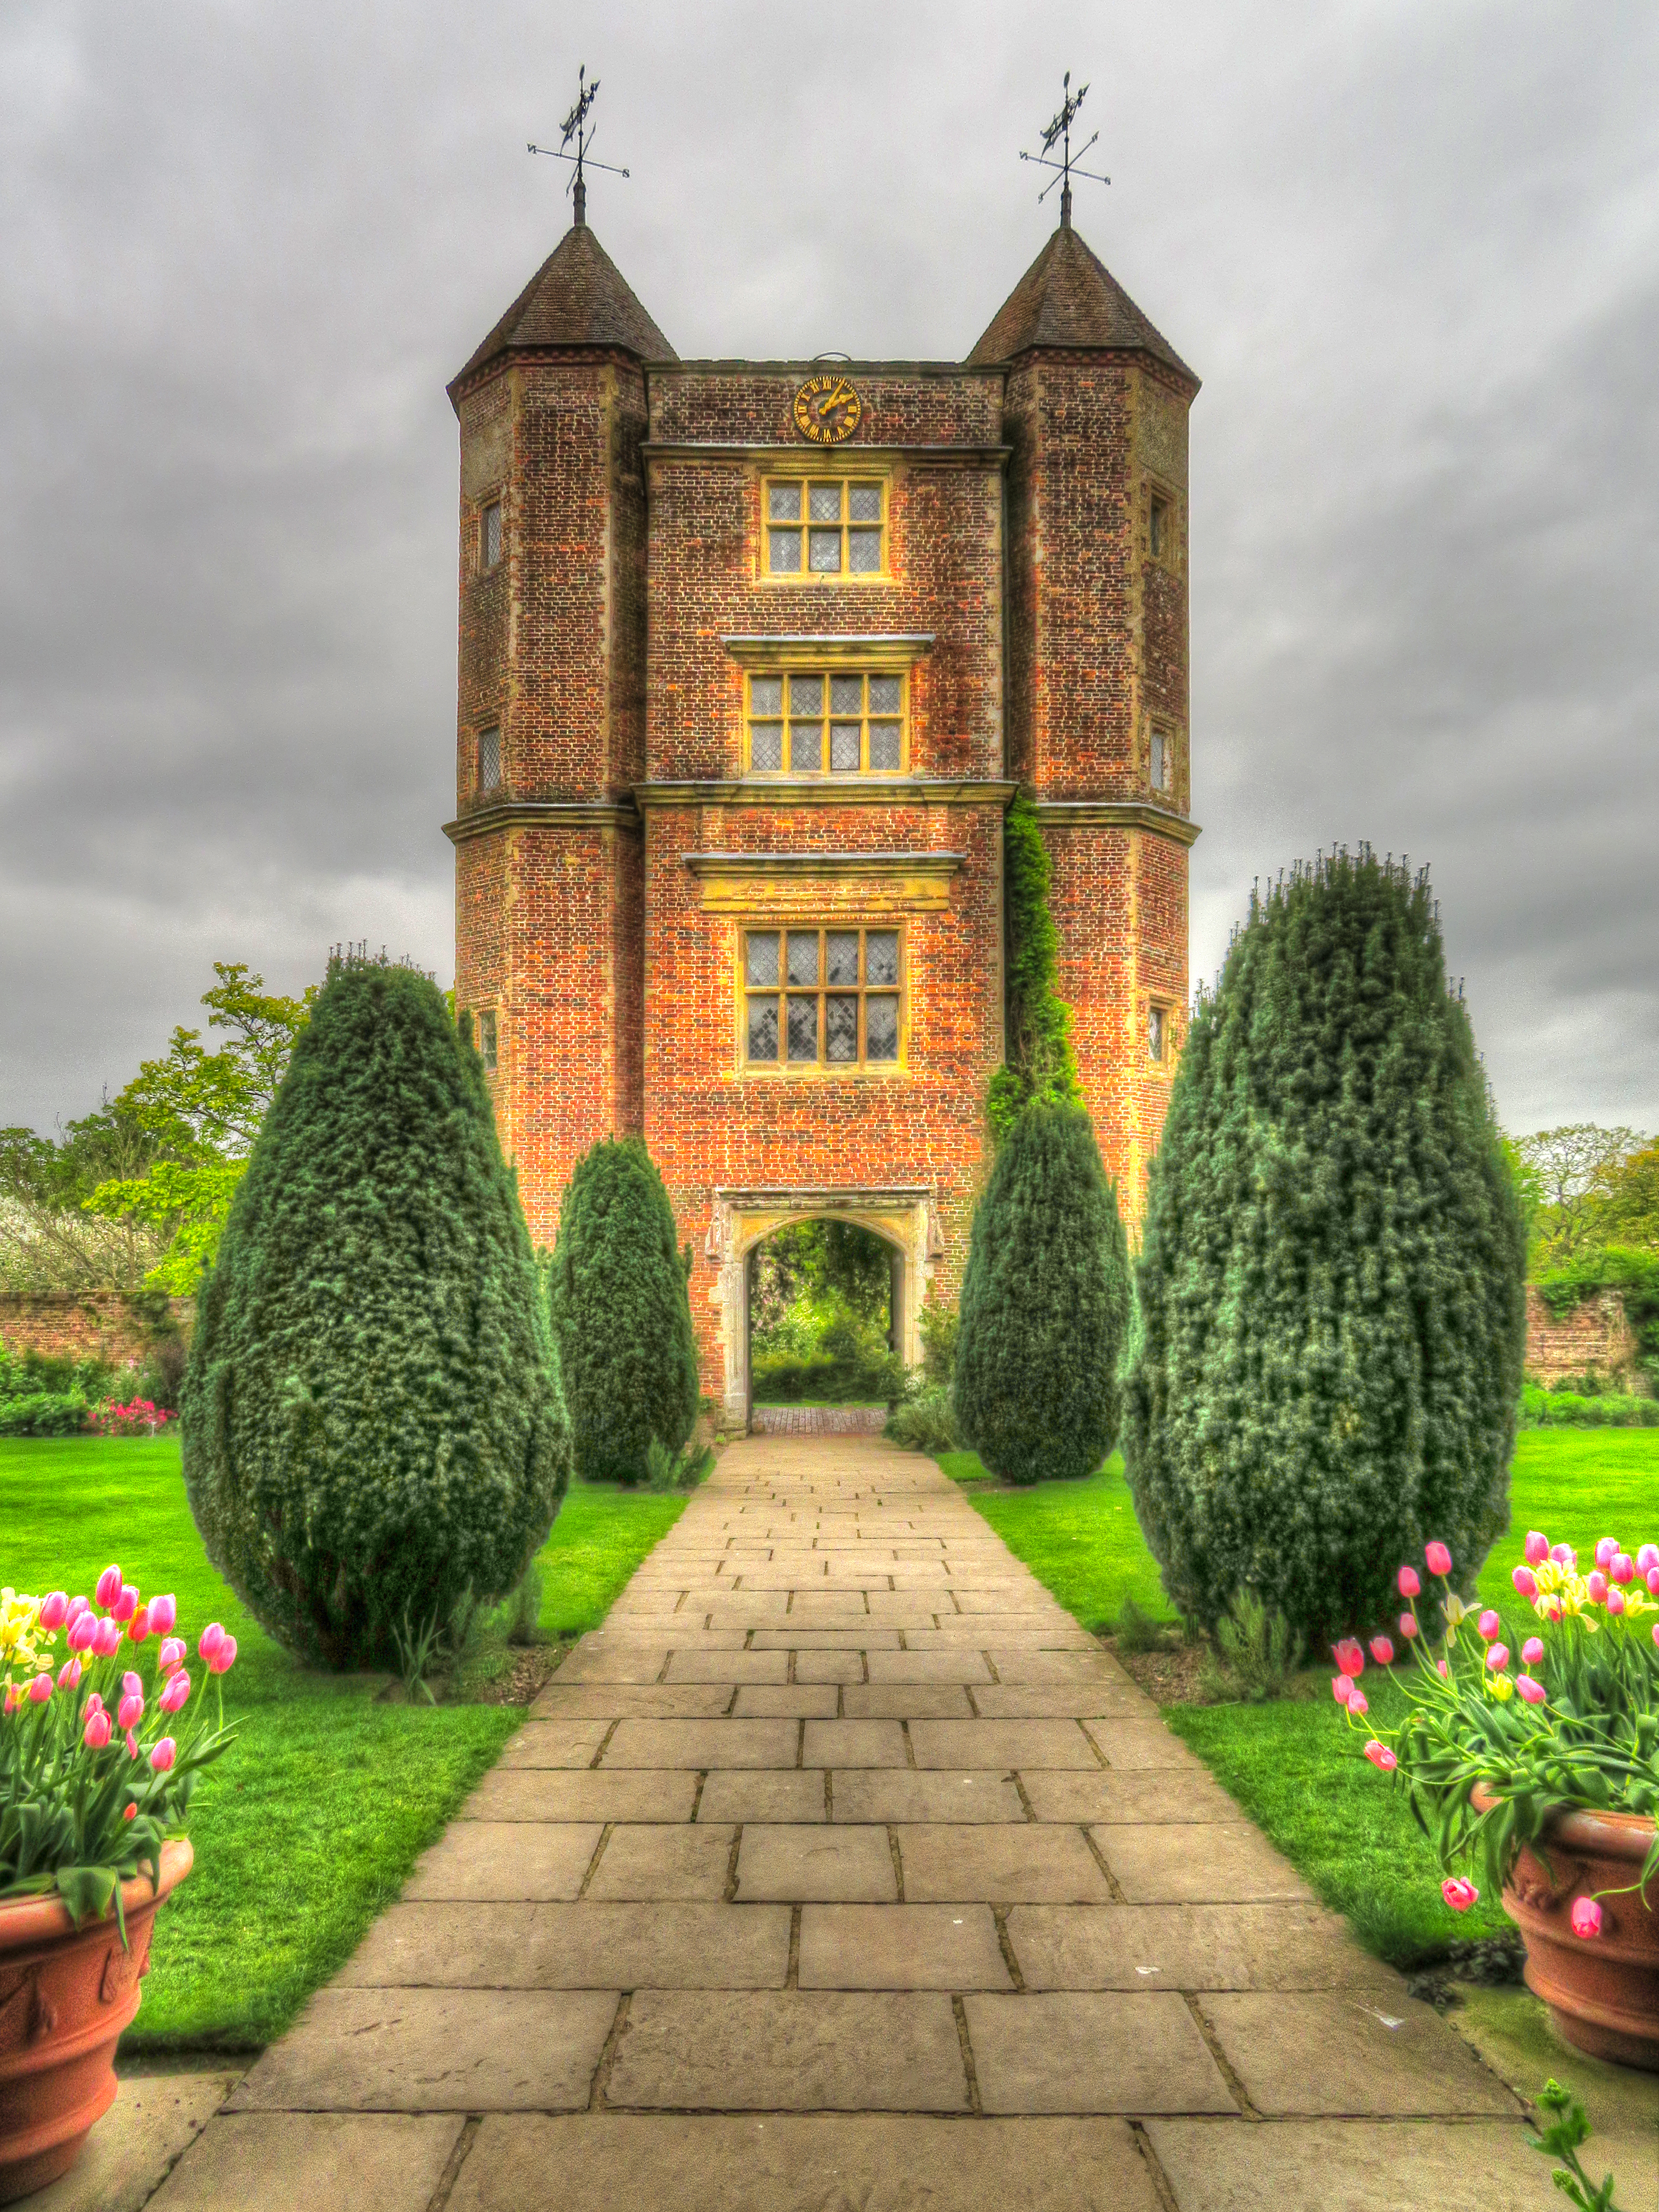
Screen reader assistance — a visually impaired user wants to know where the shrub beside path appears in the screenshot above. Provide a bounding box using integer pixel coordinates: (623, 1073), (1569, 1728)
(135, 1439), (1566, 2209)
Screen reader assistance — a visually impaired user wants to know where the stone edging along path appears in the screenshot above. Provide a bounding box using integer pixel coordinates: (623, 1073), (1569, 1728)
(135, 1437), (1574, 2212)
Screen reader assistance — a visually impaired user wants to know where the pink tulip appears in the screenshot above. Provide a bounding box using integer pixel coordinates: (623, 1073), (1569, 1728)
(95, 1565), (123, 1609)
(1437, 1659), (1450, 1678)
(1478, 1610), (1501, 1641)
(1524, 1532), (1548, 1566)
(207, 1635), (237, 1676)
(92, 1618), (121, 1658)
(1, 1684), (18, 1717)
(1363, 1740), (1397, 1772)
(1334, 1639), (1365, 1679)
(67, 1610), (96, 1653)
(198, 1623), (226, 1664)
(1485, 1644), (1509, 1671)
(117, 1693), (144, 1729)
(111, 1584), (138, 1623)
(1331, 1675), (1354, 1705)
(158, 1638), (186, 1674)
(1347, 1690), (1368, 1715)
(83, 1708), (112, 1749)
(1546, 1601), (1564, 1623)
(149, 1737), (176, 1773)
(1551, 1543), (1576, 1568)
(27, 1673), (52, 1704)
(122, 1670), (142, 1698)
(158, 1670), (190, 1714)
(57, 1658), (81, 1691)
(1522, 1637), (1544, 1664)
(1570, 1897), (1603, 1940)
(1611, 1553), (1634, 1585)
(1607, 1589), (1626, 1618)
(1636, 1543), (1659, 1574)
(128, 1605), (150, 1643)
(1425, 1542), (1452, 1577)
(1511, 1566), (1538, 1599)
(85, 1692), (104, 1717)
(1399, 1612), (1420, 1639)
(1653, 1623), (1659, 1652)
(1518, 1676), (1547, 1705)
(1595, 1538), (1618, 1569)
(65, 1594), (89, 1623)
(1442, 1877), (1479, 1912)
(1648, 1568), (1659, 1596)
(1397, 1565), (1421, 1597)
(38, 1591), (68, 1629)
(125, 1728), (138, 1758)
(1586, 1572), (1609, 1605)
(1369, 1635), (1395, 1665)
(148, 1594), (177, 1634)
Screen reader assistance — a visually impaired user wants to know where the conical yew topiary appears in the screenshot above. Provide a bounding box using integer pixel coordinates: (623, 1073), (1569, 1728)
(181, 951), (570, 1668)
(952, 1103), (1132, 1484)
(548, 1136), (700, 1483)
(1124, 851), (1528, 1649)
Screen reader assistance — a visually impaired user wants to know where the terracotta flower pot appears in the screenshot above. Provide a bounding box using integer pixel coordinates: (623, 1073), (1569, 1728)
(0, 1839), (192, 2204)
(1474, 1787), (1658, 2072)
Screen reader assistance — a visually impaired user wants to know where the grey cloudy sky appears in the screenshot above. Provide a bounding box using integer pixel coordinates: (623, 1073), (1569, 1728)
(3, 0), (1655, 1138)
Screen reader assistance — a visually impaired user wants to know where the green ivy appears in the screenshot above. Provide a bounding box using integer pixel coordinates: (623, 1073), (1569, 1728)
(987, 797), (1081, 1141)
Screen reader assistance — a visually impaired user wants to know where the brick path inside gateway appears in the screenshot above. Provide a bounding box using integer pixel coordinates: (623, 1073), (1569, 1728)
(146, 1437), (1566, 2211)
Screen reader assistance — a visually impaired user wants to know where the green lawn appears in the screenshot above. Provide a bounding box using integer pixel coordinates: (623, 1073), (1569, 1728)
(1, 1437), (684, 2048)
(943, 1428), (1659, 1968)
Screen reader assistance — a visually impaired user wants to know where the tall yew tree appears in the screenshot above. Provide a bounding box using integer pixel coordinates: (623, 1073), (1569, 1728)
(549, 1137), (700, 1483)
(952, 1104), (1132, 1484)
(182, 951), (569, 1668)
(1124, 851), (1527, 1648)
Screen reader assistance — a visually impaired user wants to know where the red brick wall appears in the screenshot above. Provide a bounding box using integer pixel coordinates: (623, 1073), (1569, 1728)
(1524, 1287), (1649, 1395)
(0, 1294), (191, 1369)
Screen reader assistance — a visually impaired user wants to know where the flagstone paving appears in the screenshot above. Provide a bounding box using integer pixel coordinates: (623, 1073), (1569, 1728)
(125, 1436), (1642, 2210)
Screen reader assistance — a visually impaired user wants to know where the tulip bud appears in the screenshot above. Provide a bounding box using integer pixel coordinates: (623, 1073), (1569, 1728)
(1441, 1877), (1479, 1912)
(95, 1565), (123, 1609)
(65, 1594), (89, 1623)
(1569, 1897), (1603, 1940)
(85, 1692), (104, 1717)
(123, 1801), (137, 1821)
(1437, 1659), (1450, 1678)
(1518, 1676), (1546, 1705)
(1524, 1532), (1548, 1566)
(1611, 1554), (1634, 1585)
(1607, 1589), (1626, 1617)
(1653, 1623), (1659, 1652)
(1363, 1740), (1397, 1772)
(1425, 1541), (1452, 1577)
(122, 1670), (142, 1699)
(1398, 1612), (1419, 1640)
(118, 1692), (144, 1729)
(1551, 1543), (1576, 1568)
(1649, 1568), (1659, 1596)
(158, 1638), (186, 1673)
(1333, 1639), (1365, 1679)
(1522, 1637), (1544, 1664)
(39, 1591), (69, 1629)
(1478, 1610), (1501, 1641)
(198, 1623), (226, 1664)
(57, 1658), (81, 1691)
(83, 1708), (113, 1749)
(1594, 1538), (1618, 1569)
(1636, 1543), (1659, 1574)
(67, 1610), (97, 1653)
(207, 1635), (237, 1676)
(111, 1584), (138, 1623)
(125, 1728), (138, 1758)
(149, 1737), (177, 1773)
(1369, 1635), (1394, 1665)
(1485, 1644), (1509, 1670)
(1397, 1565), (1421, 1598)
(148, 1594), (177, 1634)
(27, 1673), (52, 1704)
(1586, 1572), (1608, 1605)
(92, 1618), (121, 1657)
(158, 1669), (190, 1714)
(1511, 1566), (1538, 1599)
(1347, 1690), (1368, 1715)
(1331, 1674), (1353, 1705)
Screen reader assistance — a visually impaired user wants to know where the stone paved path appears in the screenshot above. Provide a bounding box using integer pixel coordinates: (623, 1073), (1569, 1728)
(143, 1437), (1575, 2210)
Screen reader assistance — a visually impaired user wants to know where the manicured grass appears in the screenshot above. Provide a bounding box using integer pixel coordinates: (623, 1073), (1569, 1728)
(1, 1437), (684, 2047)
(940, 1428), (1659, 1968)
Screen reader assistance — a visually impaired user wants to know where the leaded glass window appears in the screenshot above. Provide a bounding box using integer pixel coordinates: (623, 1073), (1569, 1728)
(481, 499), (503, 571)
(477, 1008), (498, 1072)
(744, 669), (906, 775)
(1150, 728), (1170, 794)
(477, 725), (501, 793)
(1149, 1005), (1167, 1062)
(742, 926), (903, 1070)
(763, 477), (886, 577)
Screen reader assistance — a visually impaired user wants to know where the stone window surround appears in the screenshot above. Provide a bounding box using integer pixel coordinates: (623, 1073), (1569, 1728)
(739, 921), (904, 1076)
(759, 464), (890, 583)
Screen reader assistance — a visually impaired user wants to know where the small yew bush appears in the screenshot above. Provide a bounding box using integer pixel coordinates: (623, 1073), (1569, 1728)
(182, 953), (569, 1668)
(952, 1104), (1131, 1483)
(548, 1137), (700, 1483)
(1124, 851), (1528, 1648)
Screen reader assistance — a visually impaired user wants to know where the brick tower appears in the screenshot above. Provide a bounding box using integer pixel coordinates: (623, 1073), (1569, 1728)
(446, 197), (1198, 1423)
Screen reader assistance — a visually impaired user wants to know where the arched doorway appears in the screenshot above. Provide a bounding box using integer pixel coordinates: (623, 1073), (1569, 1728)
(703, 1187), (945, 1431)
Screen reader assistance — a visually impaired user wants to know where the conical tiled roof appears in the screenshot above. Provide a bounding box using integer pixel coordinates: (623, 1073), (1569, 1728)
(449, 223), (676, 396)
(968, 224), (1196, 384)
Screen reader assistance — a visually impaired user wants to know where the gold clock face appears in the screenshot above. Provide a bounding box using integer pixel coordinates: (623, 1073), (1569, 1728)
(793, 372), (863, 445)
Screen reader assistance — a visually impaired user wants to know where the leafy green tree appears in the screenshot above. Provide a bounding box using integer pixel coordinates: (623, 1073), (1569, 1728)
(1514, 1123), (1644, 1268)
(952, 1104), (1131, 1483)
(0, 1104), (166, 1289)
(1125, 851), (1528, 1649)
(182, 951), (567, 1668)
(987, 798), (1081, 1140)
(549, 1137), (700, 1483)
(1586, 1137), (1659, 1252)
(86, 963), (315, 1291)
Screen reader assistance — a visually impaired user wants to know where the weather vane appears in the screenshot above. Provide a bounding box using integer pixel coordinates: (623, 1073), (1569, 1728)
(1019, 71), (1109, 230)
(528, 64), (630, 229)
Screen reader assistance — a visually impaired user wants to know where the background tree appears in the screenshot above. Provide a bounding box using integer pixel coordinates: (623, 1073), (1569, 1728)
(182, 950), (568, 1668)
(0, 1104), (166, 1289)
(952, 1103), (1131, 1484)
(1125, 851), (1528, 1649)
(86, 962), (315, 1291)
(1513, 1123), (1645, 1267)
(987, 798), (1082, 1140)
(1584, 1136), (1659, 1253)
(548, 1137), (700, 1483)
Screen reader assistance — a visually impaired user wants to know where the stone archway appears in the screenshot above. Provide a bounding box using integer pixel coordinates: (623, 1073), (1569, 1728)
(703, 1186), (946, 1431)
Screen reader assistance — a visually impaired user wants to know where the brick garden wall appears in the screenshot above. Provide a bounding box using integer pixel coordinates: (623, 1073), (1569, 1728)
(1525, 1285), (1648, 1395)
(0, 1293), (191, 1369)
